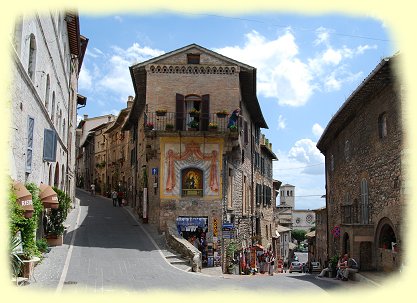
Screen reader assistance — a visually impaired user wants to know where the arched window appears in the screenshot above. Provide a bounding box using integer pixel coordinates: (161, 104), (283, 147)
(45, 74), (50, 110)
(360, 179), (369, 224)
(378, 113), (387, 138)
(28, 34), (37, 80)
(51, 92), (56, 122)
(181, 168), (203, 197)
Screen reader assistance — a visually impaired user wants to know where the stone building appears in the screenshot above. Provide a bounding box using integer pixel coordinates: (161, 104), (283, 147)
(313, 207), (328, 267)
(75, 114), (115, 189)
(104, 97), (133, 197)
(9, 11), (87, 204)
(123, 44), (275, 269)
(292, 209), (316, 232)
(275, 183), (295, 229)
(316, 55), (404, 272)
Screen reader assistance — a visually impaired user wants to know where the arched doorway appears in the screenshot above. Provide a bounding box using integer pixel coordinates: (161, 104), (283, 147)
(375, 217), (399, 271)
(54, 162), (59, 188)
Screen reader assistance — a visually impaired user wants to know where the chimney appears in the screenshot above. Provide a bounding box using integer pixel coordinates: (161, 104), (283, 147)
(127, 95), (134, 108)
(83, 114), (88, 120)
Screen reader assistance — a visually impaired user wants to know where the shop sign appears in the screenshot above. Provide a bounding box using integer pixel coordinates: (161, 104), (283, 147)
(222, 223), (234, 231)
(222, 230), (234, 239)
(213, 218), (218, 237)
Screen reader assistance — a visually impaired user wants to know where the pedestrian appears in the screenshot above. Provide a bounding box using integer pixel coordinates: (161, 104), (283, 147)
(90, 184), (95, 196)
(111, 190), (117, 207)
(268, 252), (275, 276)
(117, 190), (123, 207)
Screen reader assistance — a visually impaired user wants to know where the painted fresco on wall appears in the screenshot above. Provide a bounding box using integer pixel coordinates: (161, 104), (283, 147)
(161, 140), (221, 198)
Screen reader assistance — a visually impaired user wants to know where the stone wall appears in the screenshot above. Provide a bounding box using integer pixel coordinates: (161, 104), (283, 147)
(324, 77), (403, 271)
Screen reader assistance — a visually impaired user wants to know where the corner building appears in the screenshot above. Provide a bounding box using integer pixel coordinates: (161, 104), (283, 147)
(124, 44), (274, 267)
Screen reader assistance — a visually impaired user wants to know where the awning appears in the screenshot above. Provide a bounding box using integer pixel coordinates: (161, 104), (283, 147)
(12, 181), (34, 218)
(305, 230), (316, 238)
(273, 230), (280, 238)
(289, 242), (297, 250)
(39, 183), (58, 209)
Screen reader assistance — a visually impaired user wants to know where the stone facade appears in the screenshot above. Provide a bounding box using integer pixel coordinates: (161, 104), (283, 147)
(10, 11), (87, 204)
(124, 44), (275, 270)
(292, 209), (316, 232)
(317, 55), (404, 272)
(314, 207), (328, 267)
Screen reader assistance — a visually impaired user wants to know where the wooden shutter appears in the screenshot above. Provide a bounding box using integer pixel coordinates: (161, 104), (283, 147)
(26, 117), (35, 172)
(43, 129), (57, 162)
(175, 93), (185, 131)
(201, 94), (210, 131)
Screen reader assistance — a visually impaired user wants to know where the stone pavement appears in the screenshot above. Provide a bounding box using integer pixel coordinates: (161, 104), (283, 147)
(22, 189), (390, 290)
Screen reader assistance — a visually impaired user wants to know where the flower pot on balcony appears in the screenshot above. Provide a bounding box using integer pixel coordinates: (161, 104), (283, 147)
(216, 113), (227, 118)
(156, 111), (167, 117)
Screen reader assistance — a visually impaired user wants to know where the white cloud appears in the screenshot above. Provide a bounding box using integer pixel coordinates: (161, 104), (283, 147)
(273, 150), (325, 209)
(114, 16), (123, 23)
(78, 66), (92, 90)
(215, 28), (376, 108)
(214, 30), (314, 107)
(94, 43), (164, 101)
(278, 115), (286, 129)
(287, 138), (324, 175)
(312, 123), (324, 137)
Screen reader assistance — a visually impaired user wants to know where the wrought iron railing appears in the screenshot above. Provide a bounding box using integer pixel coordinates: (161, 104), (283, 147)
(144, 112), (237, 133)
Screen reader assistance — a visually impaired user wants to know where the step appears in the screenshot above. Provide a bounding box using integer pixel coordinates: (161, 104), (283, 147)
(171, 263), (192, 272)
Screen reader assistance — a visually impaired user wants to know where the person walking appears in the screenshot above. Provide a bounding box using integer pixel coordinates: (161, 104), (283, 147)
(90, 184), (95, 196)
(111, 190), (118, 207)
(117, 190), (124, 207)
(268, 252), (275, 276)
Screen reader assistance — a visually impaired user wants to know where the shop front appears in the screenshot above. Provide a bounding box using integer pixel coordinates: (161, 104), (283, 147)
(176, 216), (212, 267)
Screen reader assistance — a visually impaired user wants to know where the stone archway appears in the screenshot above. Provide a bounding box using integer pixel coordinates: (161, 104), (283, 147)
(375, 217), (399, 271)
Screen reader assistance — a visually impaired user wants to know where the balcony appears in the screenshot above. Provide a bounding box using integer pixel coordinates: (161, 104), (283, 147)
(144, 112), (239, 135)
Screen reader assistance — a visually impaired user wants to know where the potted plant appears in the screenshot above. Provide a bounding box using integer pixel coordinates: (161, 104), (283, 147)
(189, 108), (200, 117)
(188, 120), (199, 130)
(229, 124), (238, 132)
(226, 241), (238, 274)
(216, 110), (228, 118)
(155, 109), (167, 116)
(145, 122), (154, 130)
(165, 123), (174, 130)
(45, 187), (71, 246)
(10, 236), (23, 281)
(208, 122), (218, 130)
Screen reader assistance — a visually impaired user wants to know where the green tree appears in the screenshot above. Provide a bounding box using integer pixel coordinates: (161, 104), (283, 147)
(292, 229), (307, 243)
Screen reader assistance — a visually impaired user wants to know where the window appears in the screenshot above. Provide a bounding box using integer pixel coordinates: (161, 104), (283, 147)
(43, 129), (57, 162)
(187, 54), (200, 64)
(26, 117), (35, 173)
(344, 140), (350, 161)
(51, 92), (55, 122)
(45, 74), (50, 110)
(227, 168), (233, 208)
(243, 176), (248, 215)
(28, 34), (36, 80)
(378, 113), (387, 138)
(360, 179), (369, 224)
(244, 121), (248, 144)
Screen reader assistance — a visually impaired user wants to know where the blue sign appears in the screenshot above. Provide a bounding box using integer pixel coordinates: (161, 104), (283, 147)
(152, 168), (158, 175)
(222, 223), (234, 230)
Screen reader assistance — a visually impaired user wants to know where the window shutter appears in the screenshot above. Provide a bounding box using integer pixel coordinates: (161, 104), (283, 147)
(201, 94), (210, 131)
(175, 93), (185, 131)
(26, 117), (35, 172)
(43, 129), (57, 162)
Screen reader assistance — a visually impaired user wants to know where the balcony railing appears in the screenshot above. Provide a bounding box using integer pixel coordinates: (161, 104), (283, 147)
(144, 112), (237, 133)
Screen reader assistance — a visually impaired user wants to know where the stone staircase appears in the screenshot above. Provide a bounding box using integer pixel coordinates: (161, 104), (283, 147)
(165, 252), (192, 272)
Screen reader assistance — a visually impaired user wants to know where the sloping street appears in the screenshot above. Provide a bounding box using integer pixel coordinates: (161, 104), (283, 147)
(24, 189), (372, 294)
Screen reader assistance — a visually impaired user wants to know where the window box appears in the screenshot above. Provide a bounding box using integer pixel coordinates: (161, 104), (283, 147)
(156, 109), (167, 116)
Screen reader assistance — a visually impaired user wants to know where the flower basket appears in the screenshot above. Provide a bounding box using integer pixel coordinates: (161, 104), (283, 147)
(209, 122), (218, 131)
(165, 123), (174, 131)
(216, 110), (228, 118)
(156, 109), (167, 116)
(188, 120), (199, 130)
(189, 109), (200, 117)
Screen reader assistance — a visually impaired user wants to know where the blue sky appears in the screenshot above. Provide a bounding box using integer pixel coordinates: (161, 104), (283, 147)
(77, 12), (394, 210)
